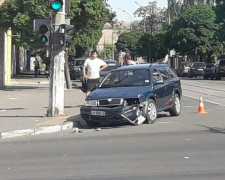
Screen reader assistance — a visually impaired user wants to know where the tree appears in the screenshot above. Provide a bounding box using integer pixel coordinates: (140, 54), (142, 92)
(166, 5), (223, 61)
(134, 1), (167, 34)
(215, 0), (225, 42)
(115, 31), (144, 58)
(137, 33), (167, 62)
(0, 0), (109, 57)
(98, 44), (117, 60)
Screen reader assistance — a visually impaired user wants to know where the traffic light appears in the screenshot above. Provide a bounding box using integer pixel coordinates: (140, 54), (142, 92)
(50, 0), (63, 12)
(39, 24), (50, 46)
(60, 24), (74, 46)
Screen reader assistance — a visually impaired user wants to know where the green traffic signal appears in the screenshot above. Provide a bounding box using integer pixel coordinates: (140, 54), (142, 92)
(50, 0), (63, 11)
(39, 35), (48, 44)
(39, 24), (50, 46)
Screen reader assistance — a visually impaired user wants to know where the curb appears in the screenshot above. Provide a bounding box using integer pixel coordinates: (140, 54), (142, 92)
(0, 121), (74, 139)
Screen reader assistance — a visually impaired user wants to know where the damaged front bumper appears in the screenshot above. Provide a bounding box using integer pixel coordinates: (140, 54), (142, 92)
(80, 103), (147, 125)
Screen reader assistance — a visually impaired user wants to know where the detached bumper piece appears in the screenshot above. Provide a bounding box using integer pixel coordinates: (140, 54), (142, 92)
(80, 104), (146, 125)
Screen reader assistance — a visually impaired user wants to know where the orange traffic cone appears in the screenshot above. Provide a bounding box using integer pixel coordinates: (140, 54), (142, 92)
(198, 95), (207, 114)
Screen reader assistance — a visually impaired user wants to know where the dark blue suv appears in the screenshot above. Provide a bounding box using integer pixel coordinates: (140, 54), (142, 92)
(80, 64), (182, 126)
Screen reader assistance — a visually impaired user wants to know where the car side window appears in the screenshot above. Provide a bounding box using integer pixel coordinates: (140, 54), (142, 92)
(220, 60), (225, 66)
(157, 67), (170, 81)
(165, 67), (177, 78)
(153, 69), (162, 81)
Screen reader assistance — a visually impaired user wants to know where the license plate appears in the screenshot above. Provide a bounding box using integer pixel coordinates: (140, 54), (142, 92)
(198, 69), (203, 71)
(91, 111), (105, 116)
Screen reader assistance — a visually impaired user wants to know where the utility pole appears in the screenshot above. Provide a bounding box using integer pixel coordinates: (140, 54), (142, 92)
(135, 1), (146, 33)
(48, 0), (66, 117)
(119, 8), (132, 31)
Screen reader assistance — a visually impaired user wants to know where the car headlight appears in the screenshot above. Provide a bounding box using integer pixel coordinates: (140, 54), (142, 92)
(84, 100), (98, 106)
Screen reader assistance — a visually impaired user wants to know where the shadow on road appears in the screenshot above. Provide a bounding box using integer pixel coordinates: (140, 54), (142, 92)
(197, 124), (225, 134)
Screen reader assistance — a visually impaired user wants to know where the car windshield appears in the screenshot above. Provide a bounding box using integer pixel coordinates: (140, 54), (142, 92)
(187, 63), (192, 67)
(100, 69), (150, 88)
(75, 60), (85, 66)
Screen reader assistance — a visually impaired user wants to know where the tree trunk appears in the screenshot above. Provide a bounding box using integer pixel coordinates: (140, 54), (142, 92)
(64, 52), (72, 89)
(16, 46), (20, 74)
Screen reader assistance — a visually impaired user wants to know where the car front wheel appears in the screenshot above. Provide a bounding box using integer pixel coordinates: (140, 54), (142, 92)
(146, 99), (157, 124)
(169, 94), (181, 116)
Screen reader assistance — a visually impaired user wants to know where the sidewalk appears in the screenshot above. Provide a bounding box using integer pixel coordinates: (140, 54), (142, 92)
(0, 75), (86, 139)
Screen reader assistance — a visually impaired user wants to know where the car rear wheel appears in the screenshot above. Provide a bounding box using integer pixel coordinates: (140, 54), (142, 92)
(215, 74), (221, 80)
(146, 99), (157, 124)
(85, 121), (100, 127)
(169, 94), (181, 116)
(203, 75), (208, 79)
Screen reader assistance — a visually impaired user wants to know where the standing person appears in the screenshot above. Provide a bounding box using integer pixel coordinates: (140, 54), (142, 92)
(34, 58), (39, 77)
(124, 53), (136, 66)
(83, 50), (108, 96)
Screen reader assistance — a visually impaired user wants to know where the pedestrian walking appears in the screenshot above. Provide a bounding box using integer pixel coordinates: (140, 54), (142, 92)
(83, 50), (108, 96)
(123, 53), (136, 66)
(34, 58), (39, 77)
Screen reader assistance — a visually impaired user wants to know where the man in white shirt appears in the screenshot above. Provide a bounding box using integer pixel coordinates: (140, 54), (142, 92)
(83, 50), (108, 96)
(124, 53), (136, 66)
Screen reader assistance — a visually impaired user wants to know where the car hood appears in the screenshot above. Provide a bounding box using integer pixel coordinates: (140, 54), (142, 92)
(87, 86), (151, 100)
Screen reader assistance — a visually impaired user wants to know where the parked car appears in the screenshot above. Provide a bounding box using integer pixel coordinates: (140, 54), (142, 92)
(210, 59), (225, 80)
(188, 62), (206, 78)
(203, 63), (214, 79)
(176, 62), (192, 77)
(80, 64), (182, 127)
(69, 57), (86, 80)
(81, 60), (119, 88)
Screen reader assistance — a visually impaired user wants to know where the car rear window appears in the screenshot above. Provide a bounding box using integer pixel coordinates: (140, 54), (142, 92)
(103, 63), (118, 71)
(193, 63), (206, 68)
(206, 64), (213, 68)
(75, 60), (85, 66)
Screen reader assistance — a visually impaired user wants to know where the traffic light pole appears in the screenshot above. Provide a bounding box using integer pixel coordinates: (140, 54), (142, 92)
(48, 0), (66, 117)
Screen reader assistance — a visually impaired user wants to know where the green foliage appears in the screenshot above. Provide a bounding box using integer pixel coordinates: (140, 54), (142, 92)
(137, 33), (167, 62)
(134, 1), (167, 34)
(215, 0), (225, 42)
(115, 31), (144, 58)
(0, 0), (108, 57)
(0, 0), (49, 49)
(68, 0), (108, 57)
(166, 5), (223, 57)
(98, 44), (117, 60)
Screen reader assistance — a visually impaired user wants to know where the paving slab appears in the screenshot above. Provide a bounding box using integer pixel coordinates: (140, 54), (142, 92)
(0, 76), (86, 139)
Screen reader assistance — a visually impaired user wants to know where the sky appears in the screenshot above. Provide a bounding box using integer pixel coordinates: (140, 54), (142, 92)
(107, 0), (167, 21)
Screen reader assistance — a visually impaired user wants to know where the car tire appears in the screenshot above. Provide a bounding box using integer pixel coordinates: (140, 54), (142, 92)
(215, 74), (221, 80)
(146, 99), (157, 124)
(203, 75), (208, 79)
(85, 121), (100, 127)
(169, 94), (181, 116)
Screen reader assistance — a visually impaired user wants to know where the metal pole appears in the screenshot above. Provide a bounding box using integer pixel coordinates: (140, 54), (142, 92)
(119, 8), (132, 31)
(122, 10), (132, 31)
(48, 0), (66, 117)
(112, 32), (114, 60)
(135, 1), (146, 33)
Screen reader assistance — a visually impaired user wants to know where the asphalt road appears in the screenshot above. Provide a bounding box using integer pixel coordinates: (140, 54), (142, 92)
(1, 78), (225, 180)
